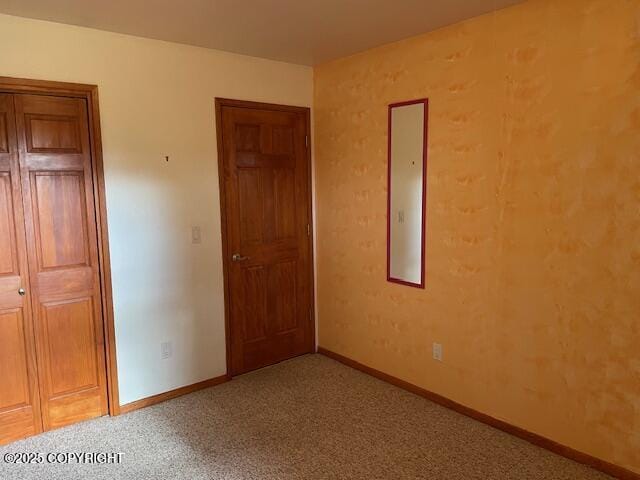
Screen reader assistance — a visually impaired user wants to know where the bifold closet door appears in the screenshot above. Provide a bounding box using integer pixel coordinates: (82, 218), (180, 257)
(13, 94), (108, 431)
(0, 94), (43, 444)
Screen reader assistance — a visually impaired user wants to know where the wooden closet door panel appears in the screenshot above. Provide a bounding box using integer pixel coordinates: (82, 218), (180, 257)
(0, 94), (42, 444)
(14, 94), (107, 430)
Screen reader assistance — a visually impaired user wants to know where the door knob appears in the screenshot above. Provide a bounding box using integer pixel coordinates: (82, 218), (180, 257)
(18, 288), (26, 296)
(232, 253), (249, 262)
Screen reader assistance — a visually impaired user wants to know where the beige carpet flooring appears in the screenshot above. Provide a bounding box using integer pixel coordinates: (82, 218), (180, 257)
(0, 354), (611, 479)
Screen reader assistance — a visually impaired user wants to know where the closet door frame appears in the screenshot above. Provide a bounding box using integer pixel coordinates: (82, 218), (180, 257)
(0, 76), (120, 416)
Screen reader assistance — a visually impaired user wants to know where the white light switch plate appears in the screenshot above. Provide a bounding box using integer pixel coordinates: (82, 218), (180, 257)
(161, 341), (172, 360)
(433, 342), (443, 362)
(191, 226), (202, 244)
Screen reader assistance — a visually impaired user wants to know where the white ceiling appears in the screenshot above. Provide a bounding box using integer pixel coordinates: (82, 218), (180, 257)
(0, 0), (523, 65)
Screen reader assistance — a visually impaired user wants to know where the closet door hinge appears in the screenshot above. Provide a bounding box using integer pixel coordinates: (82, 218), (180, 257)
(305, 135), (309, 148)
(307, 223), (311, 236)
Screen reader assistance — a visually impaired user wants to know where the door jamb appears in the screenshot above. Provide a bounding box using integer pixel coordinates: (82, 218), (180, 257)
(214, 97), (315, 377)
(0, 76), (120, 415)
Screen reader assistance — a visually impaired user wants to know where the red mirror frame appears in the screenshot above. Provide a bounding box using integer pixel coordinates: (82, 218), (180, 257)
(386, 98), (429, 289)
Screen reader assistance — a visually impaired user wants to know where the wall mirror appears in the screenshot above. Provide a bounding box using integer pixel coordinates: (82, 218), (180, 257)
(387, 99), (428, 288)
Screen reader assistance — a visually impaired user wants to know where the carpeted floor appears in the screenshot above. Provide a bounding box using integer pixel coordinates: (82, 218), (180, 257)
(1, 354), (610, 480)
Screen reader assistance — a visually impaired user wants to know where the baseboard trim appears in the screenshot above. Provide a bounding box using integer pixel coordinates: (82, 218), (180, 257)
(317, 347), (638, 480)
(120, 374), (230, 414)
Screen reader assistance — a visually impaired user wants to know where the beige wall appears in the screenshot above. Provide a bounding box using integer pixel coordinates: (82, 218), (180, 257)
(315, 0), (639, 473)
(0, 13), (313, 405)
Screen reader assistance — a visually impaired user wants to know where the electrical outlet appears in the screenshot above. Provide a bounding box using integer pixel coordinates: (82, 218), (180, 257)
(161, 341), (172, 360)
(191, 226), (202, 244)
(432, 342), (443, 362)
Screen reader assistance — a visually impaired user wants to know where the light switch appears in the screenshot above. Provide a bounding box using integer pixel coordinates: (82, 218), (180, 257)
(191, 226), (202, 244)
(433, 342), (443, 362)
(161, 341), (172, 360)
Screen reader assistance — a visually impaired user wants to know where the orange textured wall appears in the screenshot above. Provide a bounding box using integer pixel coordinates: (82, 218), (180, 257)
(314, 0), (639, 473)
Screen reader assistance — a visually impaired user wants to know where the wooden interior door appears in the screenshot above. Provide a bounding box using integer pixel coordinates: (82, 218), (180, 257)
(218, 99), (314, 376)
(0, 94), (43, 444)
(13, 94), (108, 430)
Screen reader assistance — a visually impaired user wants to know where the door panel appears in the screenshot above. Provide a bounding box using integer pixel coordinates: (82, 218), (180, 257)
(14, 94), (107, 430)
(0, 94), (42, 444)
(0, 310), (33, 409)
(32, 172), (90, 269)
(25, 115), (82, 153)
(242, 266), (268, 342)
(0, 113), (8, 153)
(0, 174), (18, 274)
(238, 169), (263, 246)
(269, 260), (297, 333)
(220, 102), (313, 375)
(42, 298), (98, 396)
(273, 169), (296, 240)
